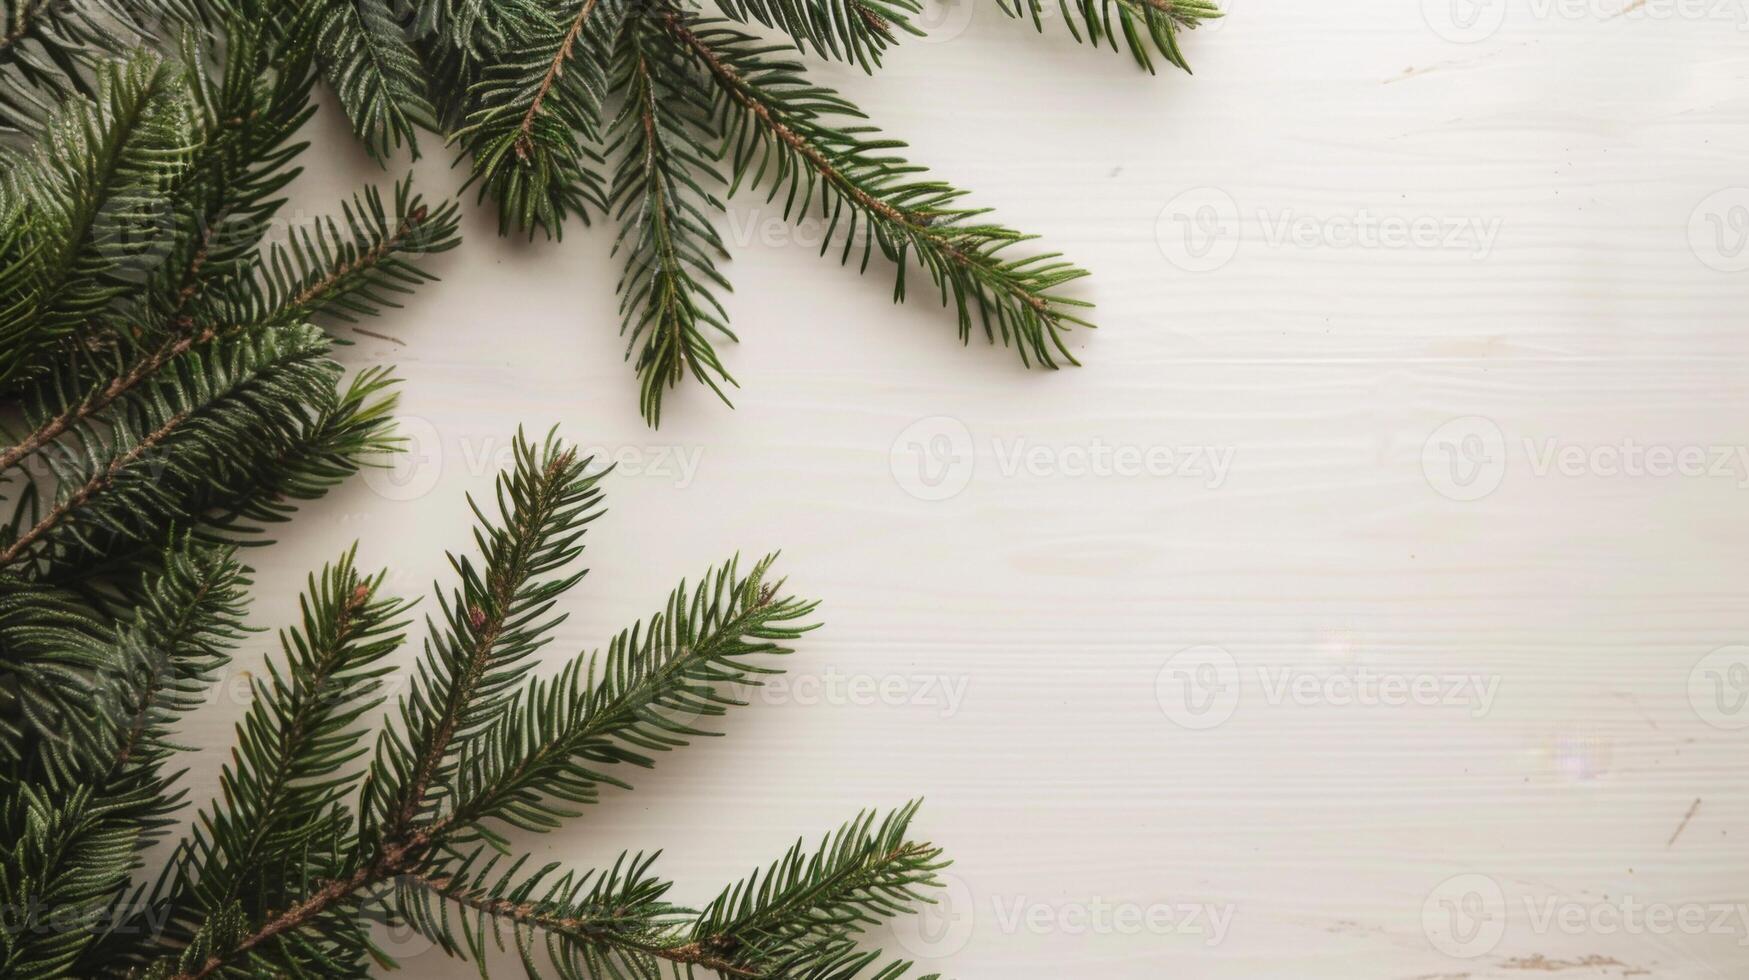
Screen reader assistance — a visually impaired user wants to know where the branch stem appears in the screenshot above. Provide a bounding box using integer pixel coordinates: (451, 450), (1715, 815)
(661, 13), (1049, 316)
(514, 0), (602, 160)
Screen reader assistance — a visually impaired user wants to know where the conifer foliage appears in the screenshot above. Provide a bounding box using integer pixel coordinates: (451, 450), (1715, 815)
(7, 0), (1220, 426)
(0, 7), (956, 978)
(424, 0), (1217, 424)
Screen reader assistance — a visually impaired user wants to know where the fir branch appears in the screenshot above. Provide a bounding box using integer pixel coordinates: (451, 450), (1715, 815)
(0, 326), (213, 476)
(0, 48), (195, 390)
(369, 430), (604, 836)
(0, 180), (451, 485)
(439, 555), (816, 841)
(0, 784), (140, 980)
(607, 13), (737, 427)
(188, 364), (400, 541)
(203, 178), (462, 329)
(307, 0), (437, 161)
(146, 15), (323, 322)
(662, 12), (1093, 370)
(0, 539), (247, 974)
(1000, 0), (1220, 73)
(127, 433), (913, 980)
(713, 0), (922, 71)
(400, 852), (701, 976)
(690, 803), (947, 976)
(0, 0), (145, 129)
(0, 324), (341, 581)
(159, 550), (409, 937)
(0, 576), (104, 764)
(516, 0), (600, 161)
(0, 406), (193, 570)
(400, 804), (944, 980)
(450, 0), (616, 236)
(94, 540), (249, 799)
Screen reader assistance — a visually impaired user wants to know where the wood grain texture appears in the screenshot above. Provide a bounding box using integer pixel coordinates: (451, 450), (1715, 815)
(164, 1), (1749, 976)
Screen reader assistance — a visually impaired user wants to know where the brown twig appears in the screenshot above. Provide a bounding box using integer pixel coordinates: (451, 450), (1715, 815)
(661, 13), (1051, 315)
(514, 0), (603, 160)
(286, 205), (429, 314)
(415, 872), (761, 977)
(0, 409), (190, 569)
(0, 205), (428, 477)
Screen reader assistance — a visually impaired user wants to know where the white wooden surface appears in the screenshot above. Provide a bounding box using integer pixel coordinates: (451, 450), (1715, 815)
(174, 1), (1749, 976)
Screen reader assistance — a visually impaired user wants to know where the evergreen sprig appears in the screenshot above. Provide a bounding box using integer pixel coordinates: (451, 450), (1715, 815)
(3, 0), (1216, 426)
(0, 9), (1034, 978)
(666, 11), (1092, 371)
(999, 0), (1221, 74)
(411, 0), (1208, 425)
(0, 0), (148, 129)
(0, 49), (194, 391)
(307, 0), (438, 161)
(0, 21), (458, 978)
(607, 11), (737, 425)
(51, 430), (944, 980)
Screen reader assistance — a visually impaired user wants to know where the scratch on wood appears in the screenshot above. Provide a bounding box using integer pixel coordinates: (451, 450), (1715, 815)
(352, 326), (407, 346)
(1666, 796), (1701, 848)
(1502, 953), (1629, 972)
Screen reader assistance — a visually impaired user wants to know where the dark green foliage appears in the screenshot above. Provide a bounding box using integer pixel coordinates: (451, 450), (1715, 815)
(690, 802), (948, 977)
(0, 10), (969, 979)
(414, 0), (1209, 425)
(5, 0), (1215, 429)
(999, 0), (1220, 74)
(448, 0), (614, 236)
(0, 50), (193, 391)
(0, 18), (458, 979)
(0, 0), (149, 128)
(309, 0), (438, 160)
(607, 11), (736, 425)
(69, 431), (942, 980)
(714, 0), (922, 71)
(671, 13), (1092, 370)
(0, 784), (140, 978)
